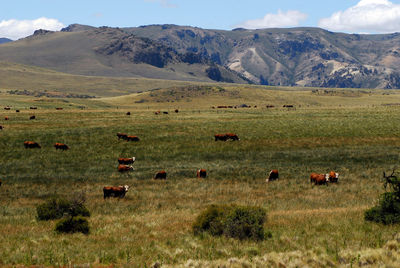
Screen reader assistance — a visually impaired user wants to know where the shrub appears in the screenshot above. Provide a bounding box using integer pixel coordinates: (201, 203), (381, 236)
(55, 216), (90, 234)
(193, 204), (267, 241)
(365, 171), (400, 224)
(36, 195), (90, 221)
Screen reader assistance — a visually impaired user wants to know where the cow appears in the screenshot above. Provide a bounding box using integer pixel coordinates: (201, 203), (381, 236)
(154, 170), (167, 180)
(266, 169), (279, 182)
(103, 185), (129, 199)
(197, 169), (207, 178)
(126, 112), (131, 115)
(310, 173), (329, 185)
(266, 105), (275, 108)
(0, 178), (2, 187)
(0, 125), (3, 130)
(56, 108), (63, 110)
(215, 134), (228, 141)
(4, 116), (9, 121)
(118, 164), (134, 172)
(175, 109), (179, 113)
(126, 136), (140, 142)
(118, 157), (135, 165)
(24, 141), (41, 149)
(54, 143), (69, 150)
(16, 110), (20, 113)
(226, 133), (240, 141)
(29, 115), (35, 120)
(328, 171), (339, 183)
(4, 107), (10, 110)
(163, 111), (169, 115)
(155, 111), (160, 115)
(30, 107), (37, 110)
(117, 133), (128, 140)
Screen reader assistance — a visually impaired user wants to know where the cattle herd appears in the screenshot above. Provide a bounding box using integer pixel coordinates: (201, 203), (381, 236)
(0, 107), (340, 198)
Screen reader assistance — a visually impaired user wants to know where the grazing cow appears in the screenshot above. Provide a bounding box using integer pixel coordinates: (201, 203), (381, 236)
(4, 116), (9, 121)
(117, 133), (128, 140)
(30, 107), (37, 110)
(16, 110), (20, 113)
(226, 133), (240, 141)
(118, 164), (134, 172)
(310, 173), (328, 185)
(103, 185), (129, 199)
(215, 134), (228, 141)
(126, 112), (131, 115)
(175, 109), (179, 113)
(54, 143), (69, 150)
(328, 171), (339, 183)
(154, 170), (167, 180)
(4, 107), (10, 110)
(163, 111), (169, 114)
(56, 108), (63, 110)
(24, 141), (41, 149)
(118, 157), (136, 165)
(197, 169), (207, 178)
(155, 111), (160, 115)
(0, 125), (3, 130)
(266, 105), (275, 108)
(0, 178), (2, 187)
(266, 169), (279, 182)
(126, 136), (140, 142)
(29, 115), (35, 120)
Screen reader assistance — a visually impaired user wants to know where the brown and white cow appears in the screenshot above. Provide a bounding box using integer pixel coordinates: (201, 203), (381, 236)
(4, 116), (9, 121)
(197, 169), (207, 178)
(310, 173), (329, 185)
(126, 136), (140, 142)
(154, 170), (167, 180)
(117, 133), (128, 140)
(118, 157), (135, 165)
(328, 171), (339, 183)
(103, 185), (129, 199)
(4, 107), (10, 110)
(266, 169), (279, 182)
(24, 141), (41, 149)
(118, 164), (134, 172)
(54, 143), (69, 150)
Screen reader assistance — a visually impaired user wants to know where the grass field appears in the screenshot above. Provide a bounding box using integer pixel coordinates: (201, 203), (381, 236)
(1, 86), (400, 266)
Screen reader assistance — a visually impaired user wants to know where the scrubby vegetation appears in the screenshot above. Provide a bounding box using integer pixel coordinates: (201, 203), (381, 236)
(193, 204), (266, 241)
(365, 171), (400, 224)
(55, 216), (90, 234)
(37, 196), (90, 221)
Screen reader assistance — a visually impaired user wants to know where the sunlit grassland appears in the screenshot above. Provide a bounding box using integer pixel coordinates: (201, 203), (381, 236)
(1, 87), (400, 266)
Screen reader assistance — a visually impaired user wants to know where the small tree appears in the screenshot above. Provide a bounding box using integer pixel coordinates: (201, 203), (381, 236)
(365, 170), (400, 224)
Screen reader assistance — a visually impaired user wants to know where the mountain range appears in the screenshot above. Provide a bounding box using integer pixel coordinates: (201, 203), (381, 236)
(2, 24), (400, 89)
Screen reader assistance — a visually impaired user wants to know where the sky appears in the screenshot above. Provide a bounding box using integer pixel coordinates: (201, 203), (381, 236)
(1, 0), (400, 40)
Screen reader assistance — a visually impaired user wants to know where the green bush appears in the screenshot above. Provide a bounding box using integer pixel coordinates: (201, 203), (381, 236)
(365, 172), (400, 224)
(36, 196), (90, 221)
(55, 216), (90, 234)
(193, 204), (267, 241)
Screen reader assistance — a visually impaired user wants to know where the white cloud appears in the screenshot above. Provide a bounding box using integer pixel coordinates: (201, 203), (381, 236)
(235, 10), (308, 29)
(145, 0), (177, 8)
(318, 0), (400, 33)
(0, 17), (65, 40)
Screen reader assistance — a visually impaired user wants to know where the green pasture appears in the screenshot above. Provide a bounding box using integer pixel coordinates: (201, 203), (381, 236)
(1, 87), (400, 266)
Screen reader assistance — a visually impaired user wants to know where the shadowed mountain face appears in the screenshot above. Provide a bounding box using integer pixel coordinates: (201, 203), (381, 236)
(0, 38), (12, 44)
(3, 23), (400, 88)
(124, 25), (400, 89)
(0, 26), (248, 84)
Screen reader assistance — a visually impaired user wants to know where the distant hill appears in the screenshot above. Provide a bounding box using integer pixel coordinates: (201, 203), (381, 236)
(0, 27), (248, 84)
(124, 25), (400, 89)
(0, 38), (12, 44)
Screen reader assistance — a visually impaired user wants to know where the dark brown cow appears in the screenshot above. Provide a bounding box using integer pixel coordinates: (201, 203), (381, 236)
(266, 169), (279, 182)
(266, 105), (275, 108)
(54, 143), (69, 150)
(154, 170), (167, 180)
(0, 178), (2, 187)
(197, 169), (207, 178)
(118, 164), (134, 172)
(24, 141), (41, 149)
(226, 133), (240, 141)
(16, 110), (20, 113)
(118, 157), (135, 165)
(4, 107), (10, 110)
(310, 173), (328, 185)
(175, 109), (179, 113)
(163, 111), (169, 114)
(4, 116), (9, 121)
(56, 108), (63, 110)
(215, 134), (228, 141)
(126, 136), (140, 142)
(29, 115), (35, 120)
(126, 112), (131, 115)
(103, 185), (129, 199)
(0, 125), (3, 130)
(30, 107), (37, 110)
(117, 133), (128, 140)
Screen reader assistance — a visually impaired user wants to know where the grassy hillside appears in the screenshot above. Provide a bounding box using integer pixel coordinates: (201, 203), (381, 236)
(1, 86), (400, 266)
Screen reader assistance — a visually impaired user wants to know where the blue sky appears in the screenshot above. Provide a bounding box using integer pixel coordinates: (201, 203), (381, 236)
(1, 0), (400, 39)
